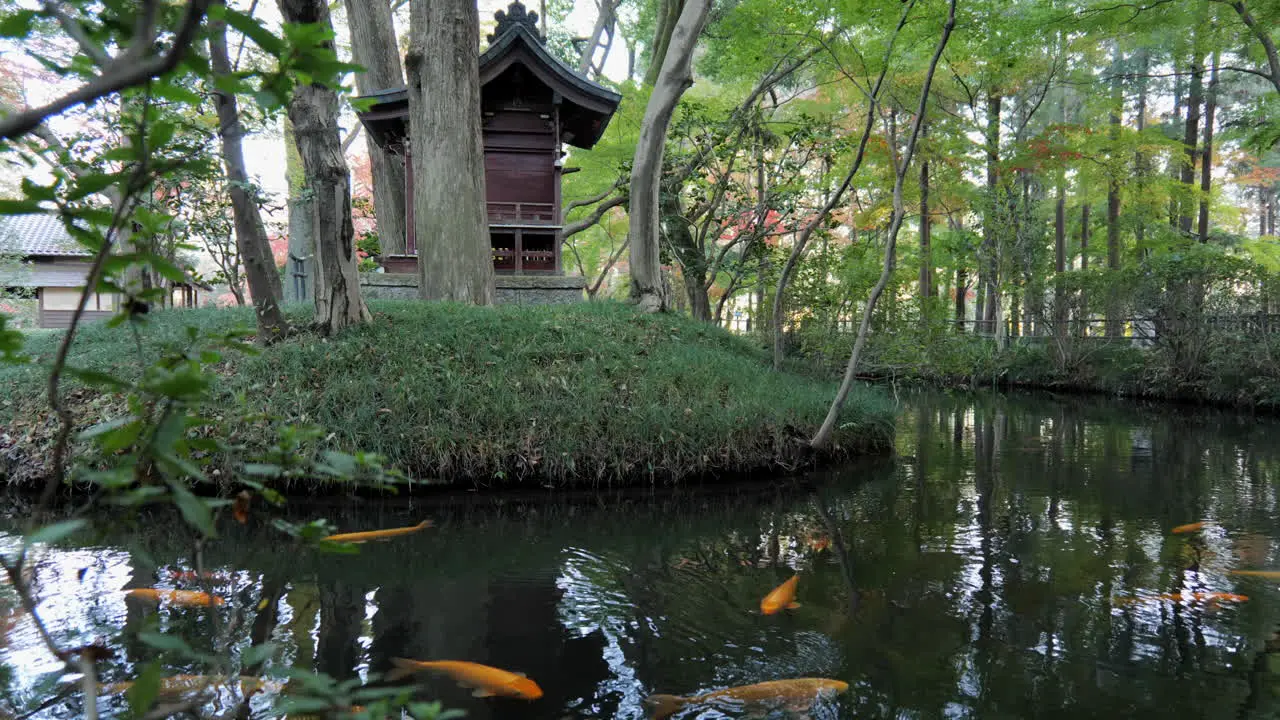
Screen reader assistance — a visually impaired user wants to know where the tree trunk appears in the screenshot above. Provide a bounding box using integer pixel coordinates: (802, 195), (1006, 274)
(918, 127), (933, 317)
(1134, 49), (1149, 255)
(284, 117), (315, 304)
(209, 6), (289, 342)
(1054, 182), (1066, 344)
(811, 0), (955, 449)
(642, 0), (682, 86)
(578, 0), (618, 78)
(405, 0), (495, 304)
(1169, 70), (1183, 229)
(628, 0), (710, 312)
(1179, 46), (1204, 236)
(980, 91), (1001, 335)
(1078, 202), (1090, 336)
(1105, 46), (1123, 338)
(344, 0), (408, 256)
(955, 267), (967, 330)
(1198, 52), (1219, 244)
(280, 0), (371, 334)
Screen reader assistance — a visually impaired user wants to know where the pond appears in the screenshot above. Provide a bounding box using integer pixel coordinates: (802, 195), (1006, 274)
(3, 389), (1280, 719)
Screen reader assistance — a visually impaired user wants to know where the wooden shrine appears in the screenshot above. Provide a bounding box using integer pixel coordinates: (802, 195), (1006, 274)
(354, 1), (621, 279)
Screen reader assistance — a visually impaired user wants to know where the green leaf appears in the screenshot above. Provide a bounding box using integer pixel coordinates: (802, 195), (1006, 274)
(126, 661), (163, 716)
(0, 199), (44, 215)
(241, 641), (276, 668)
(164, 477), (217, 538)
(137, 631), (196, 655)
(67, 172), (123, 201)
(242, 463), (283, 478)
(24, 519), (87, 546)
(0, 9), (36, 38)
(150, 83), (203, 105)
(65, 366), (131, 391)
(142, 253), (189, 284)
(224, 8), (286, 55)
(78, 415), (139, 442)
(148, 120), (178, 150)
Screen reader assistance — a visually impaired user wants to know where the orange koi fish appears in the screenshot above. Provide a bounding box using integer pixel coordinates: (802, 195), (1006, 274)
(124, 588), (225, 606)
(387, 658), (542, 700)
(323, 519), (432, 544)
(645, 678), (849, 720)
(760, 575), (801, 615)
(1229, 570), (1280, 579)
(101, 674), (280, 697)
(1171, 522), (1207, 534)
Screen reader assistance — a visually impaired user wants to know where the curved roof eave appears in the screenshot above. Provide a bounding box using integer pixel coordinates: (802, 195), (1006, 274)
(479, 25), (621, 113)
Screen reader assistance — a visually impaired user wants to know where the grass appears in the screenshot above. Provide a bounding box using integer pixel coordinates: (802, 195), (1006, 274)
(0, 301), (896, 490)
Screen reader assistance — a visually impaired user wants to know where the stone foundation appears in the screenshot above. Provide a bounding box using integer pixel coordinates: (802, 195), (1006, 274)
(359, 272), (585, 305)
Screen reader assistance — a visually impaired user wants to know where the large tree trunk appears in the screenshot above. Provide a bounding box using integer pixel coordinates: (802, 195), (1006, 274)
(280, 0), (371, 334)
(1198, 52), (1219, 244)
(979, 91), (1001, 335)
(628, 0), (711, 312)
(209, 7), (289, 342)
(344, 0), (408, 256)
(1134, 50), (1149, 256)
(1179, 46), (1204, 236)
(405, 0), (494, 304)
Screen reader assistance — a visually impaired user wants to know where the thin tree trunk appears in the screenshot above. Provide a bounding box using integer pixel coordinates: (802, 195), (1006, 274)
(919, 124), (933, 316)
(1105, 44), (1123, 338)
(578, 0), (618, 77)
(1198, 52), (1219, 244)
(280, 0), (370, 333)
(772, 1), (916, 368)
(642, 0), (682, 86)
(1079, 202), (1090, 337)
(209, 5), (289, 342)
(628, 0), (710, 312)
(1169, 70), (1183, 229)
(405, 0), (494, 304)
(812, 0), (955, 449)
(955, 268), (967, 329)
(1135, 49), (1149, 256)
(1054, 182), (1066, 344)
(980, 91), (1001, 334)
(344, 0), (408, 256)
(1179, 43), (1204, 236)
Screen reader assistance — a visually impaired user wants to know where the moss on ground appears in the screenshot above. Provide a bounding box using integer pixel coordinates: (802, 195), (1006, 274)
(0, 301), (895, 490)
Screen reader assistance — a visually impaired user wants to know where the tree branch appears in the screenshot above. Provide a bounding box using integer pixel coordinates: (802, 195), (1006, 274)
(1218, 0), (1280, 94)
(0, 0), (211, 143)
(562, 193), (627, 239)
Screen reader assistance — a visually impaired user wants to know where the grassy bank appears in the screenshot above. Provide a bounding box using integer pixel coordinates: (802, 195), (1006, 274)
(0, 301), (895, 490)
(846, 328), (1280, 411)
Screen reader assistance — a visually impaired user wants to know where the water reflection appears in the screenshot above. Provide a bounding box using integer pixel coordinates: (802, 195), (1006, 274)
(2, 390), (1280, 718)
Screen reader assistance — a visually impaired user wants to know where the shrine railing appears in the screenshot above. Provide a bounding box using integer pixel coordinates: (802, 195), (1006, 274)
(487, 202), (556, 225)
(492, 247), (556, 274)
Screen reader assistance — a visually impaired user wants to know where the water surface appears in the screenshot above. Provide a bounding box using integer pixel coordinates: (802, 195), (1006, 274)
(3, 390), (1280, 718)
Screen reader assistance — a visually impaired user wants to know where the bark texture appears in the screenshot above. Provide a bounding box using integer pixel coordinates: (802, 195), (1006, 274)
(405, 0), (494, 304)
(1198, 53), (1219, 243)
(209, 8), (289, 342)
(628, 0), (711, 312)
(344, 0), (408, 255)
(279, 0), (371, 333)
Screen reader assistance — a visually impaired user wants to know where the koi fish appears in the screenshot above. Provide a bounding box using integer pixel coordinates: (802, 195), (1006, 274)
(323, 519), (432, 544)
(1113, 592), (1248, 606)
(387, 658), (542, 700)
(1229, 570), (1280, 579)
(101, 674), (280, 697)
(1171, 522), (1207, 534)
(645, 678), (849, 720)
(124, 589), (225, 606)
(761, 575), (800, 615)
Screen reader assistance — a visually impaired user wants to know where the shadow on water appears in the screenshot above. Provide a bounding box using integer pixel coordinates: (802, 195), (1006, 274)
(4, 389), (1280, 718)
